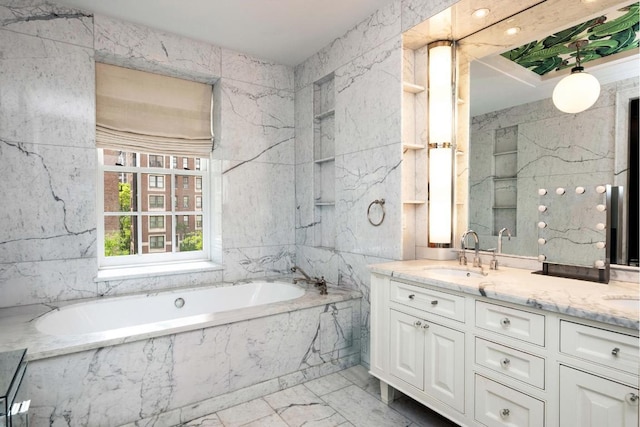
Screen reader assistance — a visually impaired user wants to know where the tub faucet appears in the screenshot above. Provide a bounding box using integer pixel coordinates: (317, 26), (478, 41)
(460, 230), (481, 268)
(291, 266), (328, 295)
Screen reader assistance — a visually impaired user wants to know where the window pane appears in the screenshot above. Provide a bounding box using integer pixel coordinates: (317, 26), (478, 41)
(147, 234), (167, 252)
(103, 149), (137, 167)
(182, 157), (189, 169)
(183, 196), (189, 209)
(104, 172), (135, 213)
(104, 215), (137, 256)
(176, 214), (202, 252)
(149, 195), (165, 210)
(183, 176), (189, 189)
(144, 173), (169, 191)
(148, 215), (165, 230)
(196, 196), (202, 210)
(196, 177), (202, 190)
(147, 154), (164, 168)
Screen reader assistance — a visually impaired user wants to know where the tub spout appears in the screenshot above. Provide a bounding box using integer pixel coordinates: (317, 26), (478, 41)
(291, 266), (328, 295)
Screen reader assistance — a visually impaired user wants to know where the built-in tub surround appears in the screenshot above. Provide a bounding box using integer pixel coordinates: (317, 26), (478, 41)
(0, 282), (361, 426)
(370, 260), (639, 329)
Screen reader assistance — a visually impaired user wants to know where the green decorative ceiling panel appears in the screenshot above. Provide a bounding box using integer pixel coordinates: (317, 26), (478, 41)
(502, 2), (639, 76)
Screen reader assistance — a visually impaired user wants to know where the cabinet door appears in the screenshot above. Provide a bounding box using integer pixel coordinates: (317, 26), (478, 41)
(389, 309), (424, 390)
(560, 366), (639, 427)
(424, 322), (465, 412)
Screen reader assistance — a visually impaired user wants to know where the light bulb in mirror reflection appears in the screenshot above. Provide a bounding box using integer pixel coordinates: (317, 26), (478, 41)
(596, 185), (606, 194)
(556, 187), (565, 195)
(538, 188), (547, 196)
(594, 260), (605, 268)
(538, 255), (546, 262)
(596, 204), (606, 212)
(538, 238), (546, 245)
(596, 223), (605, 230)
(538, 205), (547, 212)
(596, 242), (606, 249)
(538, 221), (547, 229)
(575, 186), (585, 194)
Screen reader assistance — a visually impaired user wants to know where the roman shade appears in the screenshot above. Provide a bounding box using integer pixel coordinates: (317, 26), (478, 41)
(96, 63), (213, 156)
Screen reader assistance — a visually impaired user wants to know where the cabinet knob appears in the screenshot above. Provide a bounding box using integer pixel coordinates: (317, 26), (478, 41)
(408, 294), (415, 300)
(500, 358), (511, 368)
(627, 393), (639, 405)
(422, 323), (430, 329)
(500, 408), (510, 419)
(431, 300), (438, 306)
(612, 347), (620, 357)
(500, 317), (511, 328)
(414, 320), (422, 327)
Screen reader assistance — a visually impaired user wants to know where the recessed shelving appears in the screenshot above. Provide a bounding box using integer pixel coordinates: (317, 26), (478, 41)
(403, 81), (425, 94)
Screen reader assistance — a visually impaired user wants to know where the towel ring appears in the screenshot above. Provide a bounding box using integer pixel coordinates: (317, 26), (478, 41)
(367, 199), (386, 226)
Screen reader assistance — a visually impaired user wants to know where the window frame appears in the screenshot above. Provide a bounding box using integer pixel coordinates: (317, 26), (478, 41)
(97, 149), (211, 268)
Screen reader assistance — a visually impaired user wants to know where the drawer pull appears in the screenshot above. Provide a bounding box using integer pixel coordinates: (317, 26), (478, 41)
(408, 294), (415, 300)
(431, 300), (438, 305)
(627, 393), (639, 404)
(500, 408), (510, 419)
(422, 323), (430, 329)
(500, 317), (511, 328)
(612, 347), (620, 357)
(500, 358), (511, 368)
(414, 320), (422, 327)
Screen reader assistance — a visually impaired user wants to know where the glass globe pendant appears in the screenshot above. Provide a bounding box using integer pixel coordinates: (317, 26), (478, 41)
(552, 40), (601, 114)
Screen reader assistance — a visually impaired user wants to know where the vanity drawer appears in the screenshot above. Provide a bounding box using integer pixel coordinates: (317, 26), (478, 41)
(476, 301), (545, 346)
(475, 375), (545, 427)
(475, 338), (545, 389)
(560, 320), (639, 375)
(390, 280), (465, 322)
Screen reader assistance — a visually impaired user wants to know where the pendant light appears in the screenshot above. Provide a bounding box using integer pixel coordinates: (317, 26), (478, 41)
(552, 40), (600, 114)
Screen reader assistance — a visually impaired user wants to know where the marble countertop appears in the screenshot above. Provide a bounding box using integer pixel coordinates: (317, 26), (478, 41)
(370, 260), (639, 331)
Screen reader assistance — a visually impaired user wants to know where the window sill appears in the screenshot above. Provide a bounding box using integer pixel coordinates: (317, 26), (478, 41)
(95, 260), (223, 282)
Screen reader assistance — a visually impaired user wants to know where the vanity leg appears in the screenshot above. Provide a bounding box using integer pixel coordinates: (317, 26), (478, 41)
(380, 381), (396, 404)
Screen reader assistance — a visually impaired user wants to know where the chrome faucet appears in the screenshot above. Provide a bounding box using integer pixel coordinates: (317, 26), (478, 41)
(497, 227), (511, 254)
(291, 266), (328, 295)
(460, 230), (481, 268)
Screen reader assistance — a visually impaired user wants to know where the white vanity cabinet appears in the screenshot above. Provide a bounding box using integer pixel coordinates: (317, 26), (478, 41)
(369, 271), (640, 427)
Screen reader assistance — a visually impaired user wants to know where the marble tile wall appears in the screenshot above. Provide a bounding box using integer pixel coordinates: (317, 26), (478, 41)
(0, 0), (296, 308)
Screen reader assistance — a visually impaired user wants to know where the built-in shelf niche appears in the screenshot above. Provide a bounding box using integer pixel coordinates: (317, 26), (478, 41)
(313, 74), (336, 248)
(401, 46), (429, 260)
(492, 125), (518, 236)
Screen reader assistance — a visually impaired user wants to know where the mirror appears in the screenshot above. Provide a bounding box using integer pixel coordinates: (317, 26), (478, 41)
(462, 0), (639, 266)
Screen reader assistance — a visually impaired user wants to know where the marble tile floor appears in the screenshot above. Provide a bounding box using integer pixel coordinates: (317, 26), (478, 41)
(180, 365), (459, 427)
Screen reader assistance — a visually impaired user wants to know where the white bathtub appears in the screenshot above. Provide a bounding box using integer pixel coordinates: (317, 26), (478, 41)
(36, 281), (304, 336)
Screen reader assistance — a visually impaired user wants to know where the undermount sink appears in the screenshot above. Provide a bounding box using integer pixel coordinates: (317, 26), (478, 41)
(600, 296), (640, 311)
(423, 267), (487, 279)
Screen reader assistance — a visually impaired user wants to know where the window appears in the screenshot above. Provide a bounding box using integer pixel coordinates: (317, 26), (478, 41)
(196, 196), (202, 209)
(96, 63), (215, 269)
(149, 215), (164, 229)
(196, 177), (202, 190)
(149, 195), (164, 209)
(149, 155), (163, 168)
(149, 235), (165, 250)
(149, 175), (164, 189)
(195, 158), (201, 170)
(196, 215), (202, 229)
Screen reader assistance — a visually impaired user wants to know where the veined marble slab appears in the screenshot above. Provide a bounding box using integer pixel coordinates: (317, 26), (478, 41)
(370, 259), (639, 330)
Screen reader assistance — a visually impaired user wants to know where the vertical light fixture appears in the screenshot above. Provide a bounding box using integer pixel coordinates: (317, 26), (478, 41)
(552, 40), (601, 114)
(428, 40), (455, 252)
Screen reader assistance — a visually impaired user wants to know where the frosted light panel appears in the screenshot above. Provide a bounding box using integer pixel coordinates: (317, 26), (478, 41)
(428, 44), (453, 144)
(429, 147), (452, 243)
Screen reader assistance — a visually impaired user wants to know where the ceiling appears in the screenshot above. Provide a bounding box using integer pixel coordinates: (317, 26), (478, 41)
(54, 0), (638, 116)
(55, 0), (397, 66)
